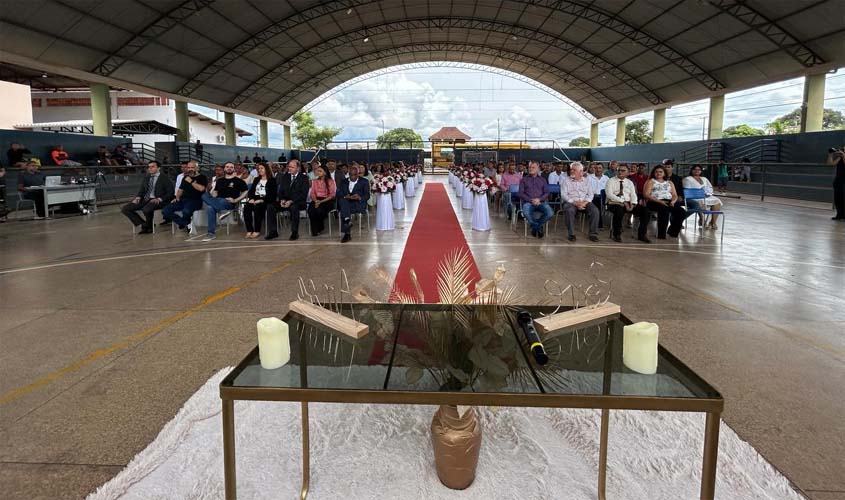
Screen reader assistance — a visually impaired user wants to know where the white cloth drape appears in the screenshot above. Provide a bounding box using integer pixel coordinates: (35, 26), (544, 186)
(462, 185), (474, 209)
(392, 184), (405, 209)
(417, 172), (422, 184)
(376, 193), (395, 230)
(405, 177), (416, 197)
(471, 193), (491, 231)
(456, 180), (463, 197)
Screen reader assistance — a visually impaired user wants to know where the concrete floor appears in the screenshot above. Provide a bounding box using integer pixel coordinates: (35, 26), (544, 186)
(0, 177), (843, 500)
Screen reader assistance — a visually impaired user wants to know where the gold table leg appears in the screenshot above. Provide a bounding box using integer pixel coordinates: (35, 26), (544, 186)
(222, 399), (236, 500)
(598, 408), (609, 500)
(301, 401), (310, 499)
(700, 411), (720, 500)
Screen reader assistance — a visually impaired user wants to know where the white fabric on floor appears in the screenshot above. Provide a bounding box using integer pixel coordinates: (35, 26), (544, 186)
(87, 368), (804, 500)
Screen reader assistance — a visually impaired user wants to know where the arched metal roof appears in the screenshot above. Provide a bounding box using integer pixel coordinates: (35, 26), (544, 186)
(0, 0), (842, 122)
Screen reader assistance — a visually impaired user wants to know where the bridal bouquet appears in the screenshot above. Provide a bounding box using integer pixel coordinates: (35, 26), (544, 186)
(468, 175), (499, 195)
(371, 174), (398, 193)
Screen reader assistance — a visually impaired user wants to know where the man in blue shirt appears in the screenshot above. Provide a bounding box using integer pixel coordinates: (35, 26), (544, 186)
(518, 161), (552, 238)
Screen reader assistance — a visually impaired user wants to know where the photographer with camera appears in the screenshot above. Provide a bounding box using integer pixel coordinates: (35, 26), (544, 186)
(829, 146), (845, 221)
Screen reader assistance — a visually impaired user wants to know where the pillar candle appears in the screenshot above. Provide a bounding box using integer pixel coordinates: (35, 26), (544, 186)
(257, 317), (290, 370)
(623, 322), (658, 375)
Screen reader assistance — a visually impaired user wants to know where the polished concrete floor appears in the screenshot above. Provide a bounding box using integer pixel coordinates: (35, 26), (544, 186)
(0, 178), (843, 500)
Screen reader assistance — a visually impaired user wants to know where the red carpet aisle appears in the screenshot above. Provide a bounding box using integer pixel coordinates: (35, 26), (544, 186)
(391, 183), (481, 301)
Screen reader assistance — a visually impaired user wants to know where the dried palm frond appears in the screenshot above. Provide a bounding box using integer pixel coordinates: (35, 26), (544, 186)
(352, 287), (377, 303)
(409, 268), (425, 303)
(436, 248), (475, 305)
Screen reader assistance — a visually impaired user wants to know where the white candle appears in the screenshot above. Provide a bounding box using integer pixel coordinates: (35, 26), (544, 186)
(257, 317), (290, 370)
(623, 322), (659, 375)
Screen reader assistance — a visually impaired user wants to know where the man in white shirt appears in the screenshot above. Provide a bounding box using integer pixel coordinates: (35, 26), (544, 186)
(586, 163), (607, 230)
(174, 161), (189, 195)
(605, 164), (649, 243)
(548, 163), (565, 185)
(561, 162), (599, 242)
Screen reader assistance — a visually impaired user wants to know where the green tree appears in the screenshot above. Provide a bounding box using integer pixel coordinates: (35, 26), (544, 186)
(765, 107), (845, 135)
(291, 111), (342, 149)
(722, 124), (765, 138)
(625, 119), (652, 144)
(569, 136), (590, 147)
(376, 128), (423, 149)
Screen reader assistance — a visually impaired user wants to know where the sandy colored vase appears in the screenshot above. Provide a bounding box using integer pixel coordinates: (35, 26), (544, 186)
(430, 405), (482, 490)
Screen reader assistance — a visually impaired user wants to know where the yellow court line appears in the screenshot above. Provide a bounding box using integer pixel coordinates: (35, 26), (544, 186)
(0, 253), (315, 406)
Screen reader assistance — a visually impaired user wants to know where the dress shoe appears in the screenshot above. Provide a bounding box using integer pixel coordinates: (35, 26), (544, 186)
(638, 236), (651, 244)
(657, 235), (667, 240)
(531, 228), (537, 237)
(341, 233), (351, 243)
(589, 235), (599, 242)
(139, 227), (153, 234)
(264, 232), (279, 241)
(831, 216), (844, 220)
(567, 235), (576, 242)
(159, 220), (171, 226)
(537, 229), (544, 238)
(612, 235), (623, 243)
(289, 232), (299, 241)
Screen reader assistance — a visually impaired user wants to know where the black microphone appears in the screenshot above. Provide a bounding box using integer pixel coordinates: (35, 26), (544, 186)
(517, 310), (549, 366)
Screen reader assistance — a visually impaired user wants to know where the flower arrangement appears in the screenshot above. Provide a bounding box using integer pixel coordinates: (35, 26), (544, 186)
(461, 168), (481, 186)
(371, 174), (398, 194)
(468, 175), (499, 195)
(393, 168), (408, 183)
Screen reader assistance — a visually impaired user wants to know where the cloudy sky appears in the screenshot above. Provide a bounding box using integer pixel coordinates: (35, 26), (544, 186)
(195, 64), (844, 148)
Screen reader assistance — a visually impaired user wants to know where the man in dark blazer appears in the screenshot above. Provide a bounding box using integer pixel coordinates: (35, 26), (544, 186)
(336, 164), (370, 243)
(266, 159), (310, 241)
(121, 161), (174, 234)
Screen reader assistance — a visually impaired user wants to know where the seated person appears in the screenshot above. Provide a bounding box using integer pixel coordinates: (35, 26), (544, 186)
(243, 163), (277, 239)
(97, 146), (118, 166)
(643, 166), (685, 239)
(121, 161), (174, 234)
(0, 166), (9, 222)
(683, 164), (723, 229)
(201, 162), (248, 241)
(561, 162), (600, 242)
(162, 160), (206, 231)
(518, 161), (552, 238)
(17, 161), (47, 218)
(8, 142), (32, 167)
(336, 164), (370, 243)
(605, 165), (649, 243)
(51, 145), (81, 166)
(499, 163), (522, 220)
(586, 163), (606, 229)
(307, 165), (336, 237)
(266, 159), (309, 241)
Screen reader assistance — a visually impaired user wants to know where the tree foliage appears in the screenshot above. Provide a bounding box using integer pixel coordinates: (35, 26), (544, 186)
(625, 119), (652, 145)
(376, 128), (423, 149)
(291, 111), (342, 149)
(722, 124), (765, 138)
(765, 107), (845, 134)
(568, 136), (590, 147)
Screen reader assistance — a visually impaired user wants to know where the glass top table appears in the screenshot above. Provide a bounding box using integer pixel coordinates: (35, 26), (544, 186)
(220, 303), (723, 500)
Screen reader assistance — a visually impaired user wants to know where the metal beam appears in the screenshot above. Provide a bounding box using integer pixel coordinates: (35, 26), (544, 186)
(708, 0), (825, 67)
(226, 17), (662, 109)
(93, 0), (216, 76)
(176, 0), (721, 98)
(259, 42), (627, 119)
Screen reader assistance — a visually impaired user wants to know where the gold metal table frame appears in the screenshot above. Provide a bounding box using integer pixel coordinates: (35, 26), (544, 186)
(220, 306), (723, 499)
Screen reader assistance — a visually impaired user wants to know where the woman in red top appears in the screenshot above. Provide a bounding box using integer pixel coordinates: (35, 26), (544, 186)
(307, 165), (336, 236)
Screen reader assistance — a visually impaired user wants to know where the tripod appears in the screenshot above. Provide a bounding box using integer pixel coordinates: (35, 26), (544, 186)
(95, 170), (121, 207)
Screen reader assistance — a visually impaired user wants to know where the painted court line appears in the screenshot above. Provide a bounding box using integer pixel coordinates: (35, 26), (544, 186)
(0, 250), (319, 406)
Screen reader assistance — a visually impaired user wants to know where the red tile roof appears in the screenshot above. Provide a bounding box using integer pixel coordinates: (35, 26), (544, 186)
(429, 126), (471, 141)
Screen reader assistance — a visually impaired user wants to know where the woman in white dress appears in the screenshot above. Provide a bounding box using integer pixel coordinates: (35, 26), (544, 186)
(682, 164), (722, 229)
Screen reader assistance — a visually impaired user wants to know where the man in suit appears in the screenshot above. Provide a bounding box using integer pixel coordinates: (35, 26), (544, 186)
(266, 159), (310, 241)
(121, 161), (174, 234)
(336, 165), (370, 243)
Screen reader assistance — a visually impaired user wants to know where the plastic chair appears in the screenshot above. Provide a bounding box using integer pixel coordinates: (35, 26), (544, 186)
(683, 188), (725, 242)
(505, 184), (519, 222)
(14, 199), (37, 219)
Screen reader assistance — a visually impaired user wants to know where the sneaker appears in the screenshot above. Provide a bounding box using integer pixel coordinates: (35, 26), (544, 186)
(612, 235), (623, 243)
(589, 235), (599, 242)
(567, 235), (576, 242)
(202, 233), (216, 242)
(217, 211), (232, 221)
(33, 216), (46, 220)
(341, 233), (351, 243)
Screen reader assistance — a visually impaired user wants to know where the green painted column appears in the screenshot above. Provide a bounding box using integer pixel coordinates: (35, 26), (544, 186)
(90, 83), (112, 137)
(259, 120), (269, 147)
(283, 124), (291, 149)
(175, 100), (189, 142)
(590, 122), (599, 147)
(652, 108), (666, 144)
(224, 112), (236, 146)
(615, 117), (626, 146)
(708, 95), (725, 140)
(801, 73), (826, 133)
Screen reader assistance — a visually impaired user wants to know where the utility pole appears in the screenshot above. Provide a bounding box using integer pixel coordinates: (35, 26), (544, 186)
(381, 118), (385, 136)
(701, 117), (706, 141)
(523, 124), (529, 143)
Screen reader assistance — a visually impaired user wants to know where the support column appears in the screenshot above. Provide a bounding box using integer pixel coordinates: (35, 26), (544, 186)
(652, 108), (666, 144)
(590, 122), (599, 147)
(259, 120), (269, 147)
(224, 112), (236, 146)
(90, 83), (112, 137)
(708, 95), (725, 140)
(615, 117), (626, 146)
(175, 100), (189, 142)
(283, 124), (292, 149)
(801, 73), (826, 133)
